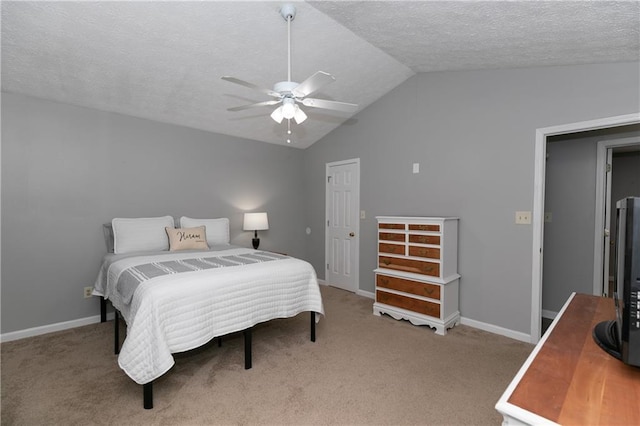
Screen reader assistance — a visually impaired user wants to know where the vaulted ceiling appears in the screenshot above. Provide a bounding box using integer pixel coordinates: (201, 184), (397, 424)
(2, 1), (638, 148)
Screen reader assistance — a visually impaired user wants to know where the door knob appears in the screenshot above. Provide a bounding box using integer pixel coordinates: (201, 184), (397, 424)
(349, 232), (355, 237)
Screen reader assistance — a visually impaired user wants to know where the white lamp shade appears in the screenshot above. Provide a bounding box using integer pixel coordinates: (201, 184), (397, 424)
(281, 98), (296, 119)
(270, 106), (284, 124)
(293, 105), (307, 124)
(243, 212), (269, 231)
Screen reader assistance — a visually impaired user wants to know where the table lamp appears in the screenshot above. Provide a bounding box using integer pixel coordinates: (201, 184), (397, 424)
(243, 212), (269, 249)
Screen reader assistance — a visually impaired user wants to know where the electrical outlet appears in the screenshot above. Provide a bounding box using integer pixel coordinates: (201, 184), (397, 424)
(515, 211), (532, 225)
(84, 286), (93, 298)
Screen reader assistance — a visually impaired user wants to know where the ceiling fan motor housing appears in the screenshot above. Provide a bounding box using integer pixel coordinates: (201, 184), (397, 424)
(274, 80), (299, 95)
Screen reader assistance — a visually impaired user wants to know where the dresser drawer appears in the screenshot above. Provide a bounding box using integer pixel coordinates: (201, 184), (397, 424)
(376, 290), (441, 318)
(376, 275), (441, 300)
(379, 223), (405, 230)
(408, 234), (441, 245)
(379, 256), (440, 277)
(408, 246), (440, 259)
(408, 224), (440, 232)
(379, 232), (405, 242)
(379, 243), (405, 255)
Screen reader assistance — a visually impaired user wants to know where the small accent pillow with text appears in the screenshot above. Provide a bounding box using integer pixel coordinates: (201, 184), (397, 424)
(166, 226), (209, 251)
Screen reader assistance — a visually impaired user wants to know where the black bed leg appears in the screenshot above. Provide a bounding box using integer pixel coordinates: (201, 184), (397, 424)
(100, 297), (107, 323)
(244, 328), (252, 370)
(143, 382), (153, 409)
(114, 310), (120, 355)
(310, 311), (316, 342)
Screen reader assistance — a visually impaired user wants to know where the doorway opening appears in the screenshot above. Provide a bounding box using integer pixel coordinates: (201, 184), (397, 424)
(594, 137), (640, 298)
(540, 132), (640, 336)
(531, 114), (640, 343)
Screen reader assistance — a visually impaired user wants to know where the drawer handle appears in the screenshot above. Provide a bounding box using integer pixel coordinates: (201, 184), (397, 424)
(425, 288), (434, 294)
(380, 278), (389, 286)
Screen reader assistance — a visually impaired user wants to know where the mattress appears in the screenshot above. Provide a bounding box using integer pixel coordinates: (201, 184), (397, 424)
(93, 246), (324, 384)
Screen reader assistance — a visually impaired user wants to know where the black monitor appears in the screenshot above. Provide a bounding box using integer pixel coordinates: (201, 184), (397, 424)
(593, 197), (640, 367)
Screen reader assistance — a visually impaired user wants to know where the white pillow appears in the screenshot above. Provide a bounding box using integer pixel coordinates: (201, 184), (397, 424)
(179, 217), (230, 246)
(112, 216), (175, 254)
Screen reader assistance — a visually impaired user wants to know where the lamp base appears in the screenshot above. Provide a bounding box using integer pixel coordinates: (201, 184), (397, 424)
(252, 238), (260, 250)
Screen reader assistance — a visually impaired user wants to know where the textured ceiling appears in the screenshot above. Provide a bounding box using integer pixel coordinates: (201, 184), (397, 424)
(311, 1), (640, 72)
(2, 1), (639, 149)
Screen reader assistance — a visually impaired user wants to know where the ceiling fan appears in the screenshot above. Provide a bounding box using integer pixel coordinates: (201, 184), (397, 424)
(222, 4), (358, 127)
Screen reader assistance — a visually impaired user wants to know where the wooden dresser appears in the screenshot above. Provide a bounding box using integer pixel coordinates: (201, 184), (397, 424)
(496, 293), (640, 425)
(374, 216), (460, 335)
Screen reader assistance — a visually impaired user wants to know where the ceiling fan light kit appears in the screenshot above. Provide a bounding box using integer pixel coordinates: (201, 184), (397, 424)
(221, 3), (358, 141)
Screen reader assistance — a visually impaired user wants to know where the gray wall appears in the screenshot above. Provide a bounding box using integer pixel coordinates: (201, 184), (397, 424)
(303, 62), (640, 335)
(1, 93), (307, 333)
(3, 61), (640, 337)
(611, 152), (640, 203)
(543, 128), (640, 315)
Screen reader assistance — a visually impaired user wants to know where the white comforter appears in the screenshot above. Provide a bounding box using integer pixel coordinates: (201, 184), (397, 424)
(93, 247), (324, 384)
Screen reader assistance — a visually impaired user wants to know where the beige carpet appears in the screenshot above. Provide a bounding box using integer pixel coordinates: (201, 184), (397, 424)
(1, 285), (532, 425)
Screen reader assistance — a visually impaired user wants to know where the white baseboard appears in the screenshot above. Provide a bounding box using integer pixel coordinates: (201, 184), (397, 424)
(360, 287), (530, 342)
(320, 280), (374, 299)
(1, 312), (115, 343)
(541, 309), (558, 320)
(356, 289), (375, 299)
(2, 289), (531, 345)
(459, 316), (531, 343)
(2, 280), (337, 343)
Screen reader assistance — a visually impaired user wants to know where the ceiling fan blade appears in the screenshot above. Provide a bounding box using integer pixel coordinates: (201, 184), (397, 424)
(221, 76), (281, 98)
(227, 100), (281, 112)
(302, 98), (358, 113)
(292, 71), (335, 98)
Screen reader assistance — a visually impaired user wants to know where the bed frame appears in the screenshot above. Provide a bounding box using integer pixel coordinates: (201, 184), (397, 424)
(100, 298), (317, 409)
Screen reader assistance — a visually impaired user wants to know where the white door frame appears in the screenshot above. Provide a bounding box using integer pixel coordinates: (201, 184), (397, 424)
(325, 158), (360, 293)
(594, 136), (640, 297)
(531, 113), (640, 343)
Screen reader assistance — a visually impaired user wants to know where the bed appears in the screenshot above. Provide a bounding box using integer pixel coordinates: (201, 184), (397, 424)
(93, 216), (324, 409)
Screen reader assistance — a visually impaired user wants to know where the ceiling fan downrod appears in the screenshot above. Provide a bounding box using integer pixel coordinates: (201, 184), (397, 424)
(280, 4), (296, 83)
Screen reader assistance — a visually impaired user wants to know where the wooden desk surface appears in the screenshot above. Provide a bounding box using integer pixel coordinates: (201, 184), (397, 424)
(503, 293), (640, 425)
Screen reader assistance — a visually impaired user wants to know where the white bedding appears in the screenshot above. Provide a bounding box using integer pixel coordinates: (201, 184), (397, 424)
(93, 247), (324, 384)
